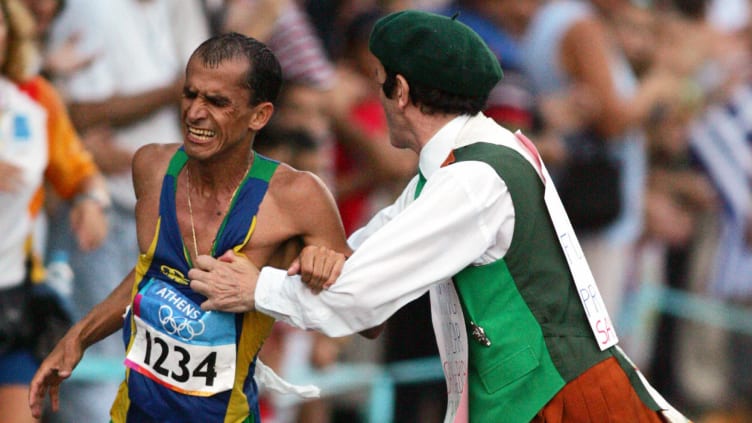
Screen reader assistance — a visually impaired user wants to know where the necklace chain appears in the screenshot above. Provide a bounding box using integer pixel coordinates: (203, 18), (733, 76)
(186, 171), (200, 258)
(185, 157), (251, 258)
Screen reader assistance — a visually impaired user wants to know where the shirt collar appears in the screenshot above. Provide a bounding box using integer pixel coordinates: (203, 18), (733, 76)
(418, 115), (471, 180)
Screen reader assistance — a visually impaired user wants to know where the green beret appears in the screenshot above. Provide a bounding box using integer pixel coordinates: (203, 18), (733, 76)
(369, 10), (502, 97)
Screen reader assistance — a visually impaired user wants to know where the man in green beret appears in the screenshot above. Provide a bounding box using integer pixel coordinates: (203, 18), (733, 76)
(189, 9), (689, 423)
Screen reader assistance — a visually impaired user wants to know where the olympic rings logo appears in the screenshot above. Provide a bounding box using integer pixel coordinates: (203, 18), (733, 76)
(158, 305), (205, 341)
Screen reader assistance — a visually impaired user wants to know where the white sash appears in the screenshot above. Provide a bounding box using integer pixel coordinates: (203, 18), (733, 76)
(430, 281), (469, 423)
(514, 131), (618, 350)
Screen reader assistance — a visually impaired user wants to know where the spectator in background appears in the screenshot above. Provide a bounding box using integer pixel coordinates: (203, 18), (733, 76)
(19, 0), (95, 79)
(41, 0), (209, 421)
(613, 3), (657, 79)
(605, 3), (752, 418)
(610, 3), (706, 377)
(332, 9), (417, 237)
(689, 80), (752, 421)
(518, 0), (686, 336)
(640, 70), (719, 408)
(21, 0), (72, 72)
(0, 0), (109, 421)
(643, 100), (715, 254)
(676, 2), (752, 420)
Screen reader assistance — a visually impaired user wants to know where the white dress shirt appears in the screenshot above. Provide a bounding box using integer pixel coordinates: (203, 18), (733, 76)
(255, 114), (539, 336)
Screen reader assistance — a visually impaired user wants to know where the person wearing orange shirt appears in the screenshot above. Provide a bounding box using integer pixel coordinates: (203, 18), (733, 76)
(0, 1), (109, 421)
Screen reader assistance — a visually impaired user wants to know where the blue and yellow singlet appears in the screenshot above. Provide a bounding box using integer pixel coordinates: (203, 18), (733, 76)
(111, 148), (278, 423)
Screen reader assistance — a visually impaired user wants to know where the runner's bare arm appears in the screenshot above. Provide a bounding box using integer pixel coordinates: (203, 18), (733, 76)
(280, 169), (351, 291)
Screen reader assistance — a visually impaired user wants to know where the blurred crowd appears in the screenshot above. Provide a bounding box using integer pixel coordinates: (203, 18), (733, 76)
(2, 0), (752, 422)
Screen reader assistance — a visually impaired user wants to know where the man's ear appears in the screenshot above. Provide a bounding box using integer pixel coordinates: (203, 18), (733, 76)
(395, 74), (410, 109)
(248, 102), (275, 131)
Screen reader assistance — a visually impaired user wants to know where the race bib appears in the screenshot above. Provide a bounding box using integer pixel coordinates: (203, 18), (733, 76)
(125, 279), (237, 396)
